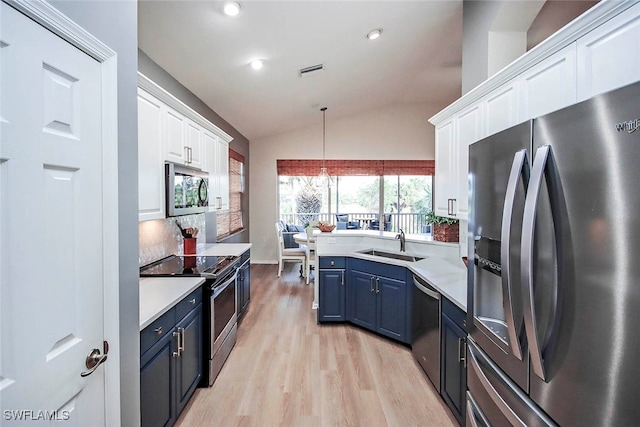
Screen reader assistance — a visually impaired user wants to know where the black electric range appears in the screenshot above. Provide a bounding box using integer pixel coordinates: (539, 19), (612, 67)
(140, 255), (239, 280)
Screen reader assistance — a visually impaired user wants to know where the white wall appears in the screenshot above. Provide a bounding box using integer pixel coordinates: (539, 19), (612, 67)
(249, 103), (438, 263)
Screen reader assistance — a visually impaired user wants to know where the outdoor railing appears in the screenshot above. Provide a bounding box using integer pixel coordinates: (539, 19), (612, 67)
(279, 212), (432, 235)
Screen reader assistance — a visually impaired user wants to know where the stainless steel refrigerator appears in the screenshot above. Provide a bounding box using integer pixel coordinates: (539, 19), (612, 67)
(467, 81), (640, 427)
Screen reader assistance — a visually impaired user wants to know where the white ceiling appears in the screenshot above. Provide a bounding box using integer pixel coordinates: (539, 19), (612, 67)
(138, 1), (464, 141)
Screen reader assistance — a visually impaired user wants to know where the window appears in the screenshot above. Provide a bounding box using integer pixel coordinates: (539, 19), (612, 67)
(217, 149), (244, 238)
(277, 160), (434, 233)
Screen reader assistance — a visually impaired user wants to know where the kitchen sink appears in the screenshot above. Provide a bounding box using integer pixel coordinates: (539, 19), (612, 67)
(357, 249), (425, 262)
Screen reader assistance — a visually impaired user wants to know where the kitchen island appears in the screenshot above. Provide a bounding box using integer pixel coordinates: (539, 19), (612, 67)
(314, 230), (467, 311)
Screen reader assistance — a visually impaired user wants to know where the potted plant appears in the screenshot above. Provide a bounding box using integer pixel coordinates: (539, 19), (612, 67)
(426, 211), (459, 242)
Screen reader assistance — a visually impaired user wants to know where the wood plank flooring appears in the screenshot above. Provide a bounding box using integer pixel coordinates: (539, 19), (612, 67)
(175, 263), (457, 427)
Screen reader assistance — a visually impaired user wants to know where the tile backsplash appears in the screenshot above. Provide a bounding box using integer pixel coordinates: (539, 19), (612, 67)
(139, 214), (206, 266)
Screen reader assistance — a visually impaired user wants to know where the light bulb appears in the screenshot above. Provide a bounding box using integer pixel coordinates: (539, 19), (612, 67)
(223, 1), (241, 16)
(250, 59), (264, 70)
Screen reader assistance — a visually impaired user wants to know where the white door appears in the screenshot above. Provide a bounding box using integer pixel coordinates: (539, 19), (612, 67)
(1, 3), (107, 425)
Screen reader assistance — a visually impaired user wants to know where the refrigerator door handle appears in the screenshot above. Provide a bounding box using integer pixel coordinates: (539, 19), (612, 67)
(521, 144), (556, 382)
(468, 342), (527, 427)
(500, 149), (529, 361)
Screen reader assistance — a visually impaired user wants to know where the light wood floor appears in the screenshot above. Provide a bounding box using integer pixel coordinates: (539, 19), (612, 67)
(176, 263), (457, 427)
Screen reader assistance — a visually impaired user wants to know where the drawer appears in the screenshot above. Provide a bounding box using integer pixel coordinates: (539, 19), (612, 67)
(442, 297), (466, 331)
(140, 307), (175, 355)
(319, 256), (346, 269)
(176, 287), (203, 321)
(349, 258), (406, 281)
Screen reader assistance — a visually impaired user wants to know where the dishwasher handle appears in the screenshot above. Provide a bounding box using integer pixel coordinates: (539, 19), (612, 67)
(413, 276), (440, 300)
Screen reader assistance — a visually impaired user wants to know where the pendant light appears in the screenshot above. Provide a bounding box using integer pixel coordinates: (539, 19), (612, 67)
(317, 107), (333, 188)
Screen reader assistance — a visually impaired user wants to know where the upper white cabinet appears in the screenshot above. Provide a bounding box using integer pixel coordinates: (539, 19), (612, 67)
(203, 130), (229, 211)
(215, 139), (229, 211)
(164, 109), (203, 169)
(434, 118), (456, 217)
(138, 88), (165, 221)
(455, 104), (484, 221)
(185, 119), (203, 169)
(138, 73), (233, 221)
(577, 2), (640, 101)
(430, 1), (640, 220)
(520, 44), (577, 120)
(484, 80), (519, 136)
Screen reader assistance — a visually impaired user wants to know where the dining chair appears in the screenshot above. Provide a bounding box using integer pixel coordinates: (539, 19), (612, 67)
(275, 222), (307, 277)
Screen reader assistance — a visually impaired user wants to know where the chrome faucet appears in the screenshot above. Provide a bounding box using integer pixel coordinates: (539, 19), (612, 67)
(396, 229), (406, 252)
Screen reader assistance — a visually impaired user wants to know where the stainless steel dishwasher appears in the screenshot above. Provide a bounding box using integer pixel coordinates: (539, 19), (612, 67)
(411, 274), (441, 392)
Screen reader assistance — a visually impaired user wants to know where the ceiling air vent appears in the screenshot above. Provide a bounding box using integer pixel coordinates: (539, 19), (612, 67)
(299, 63), (324, 77)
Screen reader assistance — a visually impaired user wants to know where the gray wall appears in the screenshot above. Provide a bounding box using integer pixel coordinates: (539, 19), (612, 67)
(48, 1), (140, 425)
(138, 51), (251, 244)
(461, 0), (503, 95)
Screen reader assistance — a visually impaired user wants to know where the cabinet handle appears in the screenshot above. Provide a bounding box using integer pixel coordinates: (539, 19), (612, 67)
(189, 147), (193, 163)
(189, 298), (196, 305)
(184, 146), (189, 164)
(376, 277), (380, 294)
(154, 326), (163, 335)
(172, 330), (181, 358)
(459, 337), (467, 368)
(340, 270), (344, 286)
(217, 196), (222, 209)
(370, 277), (375, 293)
(172, 327), (185, 358)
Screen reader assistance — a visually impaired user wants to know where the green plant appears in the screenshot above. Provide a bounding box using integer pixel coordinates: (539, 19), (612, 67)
(425, 211), (459, 225)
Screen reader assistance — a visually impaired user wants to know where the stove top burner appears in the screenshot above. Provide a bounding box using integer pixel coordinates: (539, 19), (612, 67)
(140, 255), (239, 278)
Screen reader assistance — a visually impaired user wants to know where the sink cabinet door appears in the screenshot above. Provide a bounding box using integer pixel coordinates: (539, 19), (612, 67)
(376, 275), (407, 342)
(140, 329), (176, 427)
(348, 270), (377, 330)
(175, 303), (203, 416)
(318, 269), (346, 322)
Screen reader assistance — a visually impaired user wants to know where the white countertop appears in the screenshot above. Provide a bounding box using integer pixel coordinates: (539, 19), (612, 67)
(140, 242), (252, 330)
(180, 242), (252, 257)
(139, 276), (206, 330)
(316, 237), (467, 311)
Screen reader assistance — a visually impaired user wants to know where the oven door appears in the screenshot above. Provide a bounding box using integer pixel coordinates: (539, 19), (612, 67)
(211, 269), (237, 357)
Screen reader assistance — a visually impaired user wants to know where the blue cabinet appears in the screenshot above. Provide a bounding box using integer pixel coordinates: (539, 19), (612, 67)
(441, 297), (467, 426)
(348, 259), (410, 343)
(318, 257), (346, 322)
(237, 250), (251, 318)
(141, 287), (203, 427)
(349, 270), (377, 329)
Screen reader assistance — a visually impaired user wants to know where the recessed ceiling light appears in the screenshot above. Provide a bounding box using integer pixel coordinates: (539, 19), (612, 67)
(250, 59), (264, 70)
(366, 28), (383, 40)
(222, 1), (241, 16)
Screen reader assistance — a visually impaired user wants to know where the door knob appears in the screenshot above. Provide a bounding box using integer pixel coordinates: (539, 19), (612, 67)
(81, 340), (109, 377)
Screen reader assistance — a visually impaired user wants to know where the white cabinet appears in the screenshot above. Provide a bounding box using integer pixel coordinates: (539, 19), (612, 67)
(163, 108), (203, 169)
(455, 104), (484, 221)
(520, 44), (577, 119)
(138, 88), (165, 221)
(577, 2), (640, 101)
(185, 119), (203, 169)
(484, 80), (519, 136)
(434, 118), (456, 217)
(203, 131), (229, 211)
(434, 105), (484, 220)
(138, 72), (234, 222)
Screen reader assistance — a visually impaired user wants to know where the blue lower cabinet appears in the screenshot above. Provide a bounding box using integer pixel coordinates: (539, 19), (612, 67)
(176, 304), (203, 415)
(318, 257), (410, 344)
(348, 270), (377, 329)
(141, 330), (175, 427)
(376, 275), (407, 341)
(141, 288), (203, 427)
(441, 298), (467, 426)
(318, 268), (346, 322)
(348, 260), (409, 344)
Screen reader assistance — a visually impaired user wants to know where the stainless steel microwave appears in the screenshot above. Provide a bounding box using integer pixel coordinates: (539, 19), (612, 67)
(165, 163), (209, 217)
